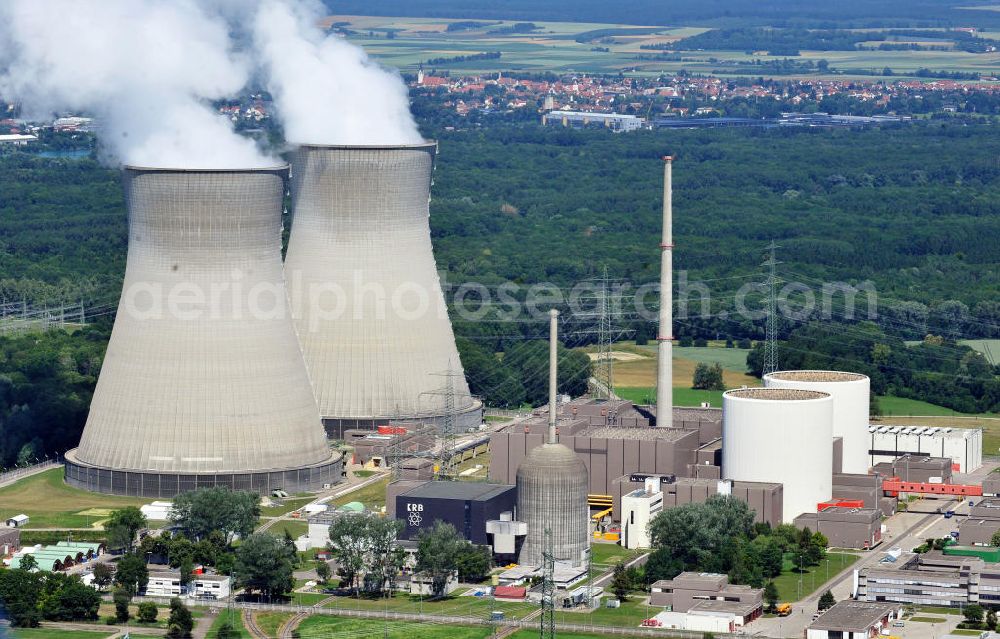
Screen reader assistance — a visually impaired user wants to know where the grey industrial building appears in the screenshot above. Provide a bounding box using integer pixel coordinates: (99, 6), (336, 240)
(857, 550), (1000, 607)
(541, 110), (645, 132)
(794, 507), (882, 549)
(872, 454), (954, 484)
(649, 572), (764, 614)
(806, 601), (902, 639)
(959, 498), (1000, 545)
(391, 481), (517, 547)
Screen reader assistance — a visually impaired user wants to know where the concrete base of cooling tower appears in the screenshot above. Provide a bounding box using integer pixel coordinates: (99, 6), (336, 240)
(322, 401), (484, 439)
(63, 449), (345, 498)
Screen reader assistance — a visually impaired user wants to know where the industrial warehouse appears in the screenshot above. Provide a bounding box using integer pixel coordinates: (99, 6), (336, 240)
(35, 136), (992, 636)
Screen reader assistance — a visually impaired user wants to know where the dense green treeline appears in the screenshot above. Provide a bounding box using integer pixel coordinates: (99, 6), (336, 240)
(671, 27), (999, 55)
(320, 0), (1000, 29)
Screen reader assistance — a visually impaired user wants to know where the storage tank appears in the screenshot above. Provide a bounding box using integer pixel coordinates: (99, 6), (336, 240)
(722, 388), (833, 522)
(65, 166), (341, 497)
(285, 143), (481, 435)
(763, 371), (871, 474)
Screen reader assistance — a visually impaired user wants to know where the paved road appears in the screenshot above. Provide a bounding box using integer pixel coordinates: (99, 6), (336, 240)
(752, 497), (969, 638)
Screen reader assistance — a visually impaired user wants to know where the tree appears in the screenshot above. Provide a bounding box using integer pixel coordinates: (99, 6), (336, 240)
(114, 553), (149, 597)
(455, 544), (493, 583)
(415, 521), (467, 597)
(18, 552), (38, 572)
(234, 533), (296, 599)
(40, 574), (102, 622)
(990, 530), (1000, 547)
(170, 487), (260, 543)
(692, 362), (725, 390)
(329, 513), (405, 597)
(964, 604), (985, 625)
(757, 538), (784, 578)
(0, 568), (43, 627)
(643, 548), (684, 584)
(316, 561), (332, 584)
(987, 608), (997, 631)
(166, 597), (194, 639)
(818, 590), (836, 610)
(113, 588), (131, 623)
(138, 601), (159, 623)
(763, 581), (779, 613)
(611, 561), (631, 602)
(92, 562), (114, 591)
(105, 506), (147, 553)
(648, 495), (755, 573)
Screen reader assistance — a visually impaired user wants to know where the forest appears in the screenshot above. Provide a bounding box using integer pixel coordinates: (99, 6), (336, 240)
(320, 0), (1000, 29)
(3, 119), (1000, 465)
(671, 27), (999, 55)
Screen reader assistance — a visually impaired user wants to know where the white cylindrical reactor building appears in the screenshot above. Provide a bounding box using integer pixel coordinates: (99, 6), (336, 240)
(285, 144), (481, 434)
(722, 388), (834, 522)
(764, 371), (871, 474)
(65, 167), (341, 497)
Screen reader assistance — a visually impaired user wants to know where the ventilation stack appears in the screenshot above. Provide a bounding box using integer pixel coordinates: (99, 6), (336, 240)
(516, 310), (590, 567)
(65, 166), (340, 497)
(656, 156), (673, 427)
(285, 144), (481, 435)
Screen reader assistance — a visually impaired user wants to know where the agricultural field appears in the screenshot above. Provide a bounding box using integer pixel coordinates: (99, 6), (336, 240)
(328, 15), (1000, 78)
(0, 467), (146, 529)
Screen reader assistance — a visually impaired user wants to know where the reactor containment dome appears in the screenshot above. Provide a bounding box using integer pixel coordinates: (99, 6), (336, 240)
(285, 143), (481, 433)
(65, 166), (341, 497)
(763, 370), (871, 474)
(722, 388), (833, 522)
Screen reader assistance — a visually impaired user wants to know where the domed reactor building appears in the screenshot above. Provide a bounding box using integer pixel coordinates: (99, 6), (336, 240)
(65, 166), (342, 497)
(284, 143), (481, 436)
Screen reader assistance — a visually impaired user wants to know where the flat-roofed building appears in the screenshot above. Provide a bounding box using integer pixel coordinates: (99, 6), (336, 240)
(649, 572), (763, 614)
(541, 110), (644, 132)
(794, 506), (883, 549)
(807, 601), (902, 639)
(868, 426), (981, 473)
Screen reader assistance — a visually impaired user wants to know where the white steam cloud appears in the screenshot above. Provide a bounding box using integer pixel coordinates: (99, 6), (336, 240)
(0, 0), (276, 168)
(247, 0), (423, 145)
(0, 0), (422, 168)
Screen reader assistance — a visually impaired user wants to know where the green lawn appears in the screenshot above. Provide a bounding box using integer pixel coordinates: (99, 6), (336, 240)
(0, 468), (146, 529)
(772, 552), (859, 602)
(909, 616), (948, 623)
(589, 542), (639, 569)
(265, 519), (309, 539)
(877, 395), (994, 417)
(254, 611), (293, 637)
(260, 496), (315, 517)
(331, 478), (389, 511)
(206, 609), (250, 639)
(295, 614), (492, 639)
(616, 386), (726, 408)
(672, 346), (751, 372)
(10, 630), (114, 639)
(961, 339), (1000, 364)
(577, 597), (655, 627)
(290, 591), (331, 606)
(317, 591), (536, 621)
(951, 630), (984, 636)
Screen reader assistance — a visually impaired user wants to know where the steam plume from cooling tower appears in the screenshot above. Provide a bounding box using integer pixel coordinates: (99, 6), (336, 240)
(0, 0), (274, 168)
(246, 0), (423, 145)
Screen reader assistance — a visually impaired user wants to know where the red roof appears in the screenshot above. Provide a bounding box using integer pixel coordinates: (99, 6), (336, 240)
(494, 586), (526, 599)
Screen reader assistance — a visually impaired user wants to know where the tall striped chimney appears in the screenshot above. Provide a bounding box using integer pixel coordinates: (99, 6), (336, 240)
(656, 157), (673, 428)
(548, 308), (559, 444)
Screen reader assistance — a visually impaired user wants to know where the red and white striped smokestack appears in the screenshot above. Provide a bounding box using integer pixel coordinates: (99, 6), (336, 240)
(656, 157), (673, 428)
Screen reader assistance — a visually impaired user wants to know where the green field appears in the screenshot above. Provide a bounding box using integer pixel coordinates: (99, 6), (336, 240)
(260, 496), (315, 517)
(0, 467), (146, 529)
(772, 552), (859, 602)
(318, 590), (537, 621)
(295, 614), (492, 639)
(330, 15), (1000, 78)
(878, 395), (998, 418)
(961, 339), (1000, 365)
(9, 630), (115, 639)
(254, 611), (294, 637)
(265, 519), (309, 539)
(207, 609), (250, 639)
(616, 386), (726, 407)
(331, 478), (389, 511)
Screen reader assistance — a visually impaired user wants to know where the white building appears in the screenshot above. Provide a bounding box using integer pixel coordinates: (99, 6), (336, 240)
(541, 110), (644, 132)
(145, 571), (182, 598)
(868, 425), (982, 473)
(0, 134), (37, 146)
(192, 574), (231, 599)
(620, 478), (664, 549)
(5, 514), (29, 528)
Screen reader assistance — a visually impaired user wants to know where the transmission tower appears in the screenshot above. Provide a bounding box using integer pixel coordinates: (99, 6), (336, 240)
(422, 360), (470, 478)
(763, 241), (781, 375)
(540, 528), (555, 639)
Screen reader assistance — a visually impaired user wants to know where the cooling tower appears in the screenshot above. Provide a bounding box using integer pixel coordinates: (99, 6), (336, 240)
(285, 144), (481, 434)
(722, 388), (833, 522)
(763, 370), (871, 474)
(65, 166), (341, 497)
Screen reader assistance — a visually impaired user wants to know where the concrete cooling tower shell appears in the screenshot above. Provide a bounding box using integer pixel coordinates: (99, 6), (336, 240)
(65, 167), (341, 497)
(763, 370), (871, 474)
(722, 388), (833, 522)
(285, 144), (481, 433)
(516, 443), (590, 567)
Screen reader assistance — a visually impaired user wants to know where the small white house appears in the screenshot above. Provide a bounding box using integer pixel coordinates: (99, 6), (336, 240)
(192, 574), (231, 599)
(5, 514), (29, 528)
(145, 571), (182, 597)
